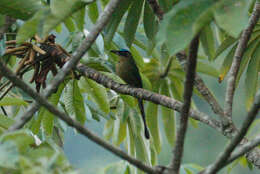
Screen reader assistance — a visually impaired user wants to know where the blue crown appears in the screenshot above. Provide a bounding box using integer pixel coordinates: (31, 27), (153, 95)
(119, 48), (129, 52)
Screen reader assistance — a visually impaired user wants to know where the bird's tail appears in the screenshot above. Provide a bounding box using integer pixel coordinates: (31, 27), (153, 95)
(138, 99), (150, 139)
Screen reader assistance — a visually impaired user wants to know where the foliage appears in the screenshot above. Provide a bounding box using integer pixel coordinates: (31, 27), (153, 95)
(0, 0), (259, 173)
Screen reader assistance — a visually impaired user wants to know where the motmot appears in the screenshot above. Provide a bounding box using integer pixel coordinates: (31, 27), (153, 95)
(111, 49), (150, 139)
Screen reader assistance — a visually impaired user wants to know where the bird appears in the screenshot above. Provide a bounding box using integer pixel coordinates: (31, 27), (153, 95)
(111, 49), (150, 139)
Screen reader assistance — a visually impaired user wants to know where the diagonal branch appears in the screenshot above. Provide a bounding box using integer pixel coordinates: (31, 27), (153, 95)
(8, 0), (121, 131)
(224, 2), (260, 119)
(146, 0), (164, 20)
(169, 35), (200, 174)
(202, 89), (260, 174)
(0, 61), (158, 174)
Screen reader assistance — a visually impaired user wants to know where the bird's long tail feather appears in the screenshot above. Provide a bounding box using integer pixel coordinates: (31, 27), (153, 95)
(138, 99), (150, 139)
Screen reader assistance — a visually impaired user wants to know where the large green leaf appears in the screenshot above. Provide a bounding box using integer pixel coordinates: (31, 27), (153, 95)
(41, 82), (66, 136)
(213, 0), (249, 38)
(87, 1), (99, 23)
(146, 96), (161, 153)
(72, 7), (85, 31)
(197, 61), (219, 78)
(245, 44), (260, 110)
(214, 35), (237, 60)
(0, 0), (41, 20)
(143, 1), (158, 42)
(157, 0), (216, 56)
(123, 0), (144, 47)
(0, 97), (27, 106)
(17, 0), (89, 42)
(104, 0), (132, 45)
(64, 80), (86, 124)
(160, 80), (175, 146)
(83, 78), (110, 114)
(0, 114), (15, 130)
(200, 24), (216, 61)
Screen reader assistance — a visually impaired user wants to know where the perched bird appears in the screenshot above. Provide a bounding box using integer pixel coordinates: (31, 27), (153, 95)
(111, 49), (150, 139)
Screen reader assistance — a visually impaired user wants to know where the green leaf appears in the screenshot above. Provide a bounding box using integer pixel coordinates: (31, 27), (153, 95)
(64, 17), (76, 32)
(236, 38), (259, 86)
(160, 80), (175, 146)
(200, 24), (216, 61)
(87, 2), (99, 23)
(245, 44), (260, 110)
(213, 0), (249, 38)
(0, 130), (34, 153)
(0, 97), (27, 106)
(143, 1), (158, 42)
(83, 78), (110, 114)
(214, 35), (237, 60)
(0, 0), (42, 20)
(72, 7), (85, 31)
(0, 114), (15, 130)
(104, 0), (132, 45)
(218, 44), (237, 82)
(64, 80), (86, 124)
(147, 98), (161, 153)
(157, 0), (216, 56)
(41, 82), (66, 136)
(130, 46), (145, 68)
(197, 61), (219, 78)
(123, 0), (144, 47)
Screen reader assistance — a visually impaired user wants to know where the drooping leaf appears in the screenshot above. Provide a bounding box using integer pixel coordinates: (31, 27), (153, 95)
(87, 1), (99, 23)
(123, 0), (144, 47)
(0, 0), (42, 20)
(0, 97), (27, 106)
(143, 1), (158, 42)
(160, 80), (175, 146)
(64, 17), (76, 32)
(64, 80), (86, 124)
(200, 24), (216, 61)
(0, 114), (15, 130)
(213, 0), (249, 38)
(41, 82), (66, 136)
(197, 61), (219, 78)
(157, 0), (216, 56)
(104, 0), (133, 45)
(214, 35), (237, 60)
(245, 44), (260, 110)
(146, 94), (161, 153)
(72, 7), (85, 31)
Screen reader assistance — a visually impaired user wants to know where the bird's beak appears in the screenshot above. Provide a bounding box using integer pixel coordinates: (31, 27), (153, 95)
(110, 50), (119, 55)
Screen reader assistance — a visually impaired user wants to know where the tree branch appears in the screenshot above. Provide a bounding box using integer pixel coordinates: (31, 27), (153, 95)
(176, 52), (237, 135)
(146, 0), (164, 20)
(8, 0), (121, 131)
(0, 61), (159, 174)
(76, 64), (221, 132)
(202, 89), (260, 174)
(169, 35), (199, 174)
(224, 2), (260, 119)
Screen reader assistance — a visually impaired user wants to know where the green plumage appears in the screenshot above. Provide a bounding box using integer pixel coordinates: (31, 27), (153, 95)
(111, 50), (150, 139)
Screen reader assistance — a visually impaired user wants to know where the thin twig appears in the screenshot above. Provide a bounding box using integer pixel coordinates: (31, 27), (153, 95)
(8, 0), (121, 130)
(160, 56), (174, 78)
(1, 106), (7, 116)
(202, 89), (260, 174)
(169, 35), (200, 174)
(0, 61), (158, 174)
(224, 2), (260, 119)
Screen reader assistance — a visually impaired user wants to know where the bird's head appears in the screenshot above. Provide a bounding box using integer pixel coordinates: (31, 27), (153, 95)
(110, 49), (132, 58)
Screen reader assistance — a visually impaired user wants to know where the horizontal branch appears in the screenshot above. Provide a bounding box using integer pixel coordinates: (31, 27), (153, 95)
(76, 64), (222, 132)
(0, 61), (158, 174)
